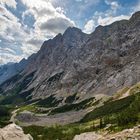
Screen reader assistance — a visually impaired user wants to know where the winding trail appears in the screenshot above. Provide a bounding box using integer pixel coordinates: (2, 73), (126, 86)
(10, 109), (19, 123)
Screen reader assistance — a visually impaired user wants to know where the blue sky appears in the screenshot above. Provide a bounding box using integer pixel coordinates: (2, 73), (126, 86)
(0, 0), (140, 64)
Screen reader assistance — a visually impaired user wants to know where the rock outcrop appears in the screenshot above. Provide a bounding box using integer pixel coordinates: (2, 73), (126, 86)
(73, 125), (140, 140)
(0, 123), (33, 140)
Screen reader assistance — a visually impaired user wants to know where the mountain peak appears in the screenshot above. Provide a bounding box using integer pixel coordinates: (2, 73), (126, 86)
(64, 26), (82, 33)
(129, 11), (140, 26)
(130, 11), (140, 20)
(62, 26), (88, 47)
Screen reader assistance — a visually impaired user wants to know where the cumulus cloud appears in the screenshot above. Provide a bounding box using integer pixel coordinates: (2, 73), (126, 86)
(0, 47), (24, 64)
(96, 1), (130, 27)
(21, 0), (75, 34)
(0, 4), (26, 64)
(27, 39), (43, 46)
(105, 0), (120, 11)
(83, 19), (95, 33)
(0, 52), (23, 64)
(83, 0), (131, 33)
(0, 0), (138, 64)
(39, 17), (74, 34)
(97, 15), (130, 26)
(0, 0), (76, 64)
(0, 0), (17, 8)
(0, 4), (39, 64)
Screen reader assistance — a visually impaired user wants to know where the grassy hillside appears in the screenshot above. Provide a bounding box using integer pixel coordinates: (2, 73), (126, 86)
(81, 94), (135, 122)
(23, 85), (140, 140)
(23, 122), (96, 140)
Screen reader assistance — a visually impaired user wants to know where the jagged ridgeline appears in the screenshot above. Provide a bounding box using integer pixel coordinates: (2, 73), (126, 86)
(0, 11), (140, 106)
(0, 11), (140, 140)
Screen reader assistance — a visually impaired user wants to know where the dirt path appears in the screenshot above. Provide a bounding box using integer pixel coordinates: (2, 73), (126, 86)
(10, 109), (19, 123)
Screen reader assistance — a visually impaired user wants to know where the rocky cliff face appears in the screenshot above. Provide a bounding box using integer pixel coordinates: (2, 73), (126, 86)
(0, 11), (140, 105)
(0, 123), (33, 140)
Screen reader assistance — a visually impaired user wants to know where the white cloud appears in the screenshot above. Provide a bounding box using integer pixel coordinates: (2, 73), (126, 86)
(97, 15), (130, 26)
(104, 0), (120, 16)
(97, 1), (130, 26)
(21, 0), (76, 55)
(83, 19), (95, 33)
(105, 0), (119, 10)
(0, 0), (17, 8)
(39, 17), (75, 34)
(77, 0), (100, 17)
(21, 0), (76, 37)
(75, 0), (83, 2)
(0, 47), (24, 64)
(0, 0), (137, 64)
(0, 0), (76, 64)
(0, 47), (16, 54)
(0, 53), (24, 65)
(83, 0), (131, 33)
(0, 3), (36, 64)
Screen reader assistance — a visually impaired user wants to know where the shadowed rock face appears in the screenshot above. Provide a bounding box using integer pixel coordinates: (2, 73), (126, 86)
(0, 59), (28, 85)
(0, 11), (140, 104)
(0, 123), (33, 140)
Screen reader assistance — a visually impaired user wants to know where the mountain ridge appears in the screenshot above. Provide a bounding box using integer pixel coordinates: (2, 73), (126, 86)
(0, 11), (140, 105)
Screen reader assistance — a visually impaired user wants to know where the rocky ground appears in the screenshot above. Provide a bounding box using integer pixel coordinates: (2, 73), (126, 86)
(74, 125), (140, 140)
(15, 110), (87, 126)
(0, 123), (33, 140)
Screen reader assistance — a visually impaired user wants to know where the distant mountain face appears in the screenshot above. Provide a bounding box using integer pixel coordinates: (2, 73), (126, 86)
(0, 59), (28, 85)
(0, 11), (140, 105)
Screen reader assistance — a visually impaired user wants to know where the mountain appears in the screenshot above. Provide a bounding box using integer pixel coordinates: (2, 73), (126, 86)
(0, 11), (140, 140)
(0, 11), (140, 106)
(0, 58), (28, 85)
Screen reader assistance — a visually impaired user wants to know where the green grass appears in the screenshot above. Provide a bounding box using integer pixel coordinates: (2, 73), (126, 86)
(81, 94), (135, 122)
(17, 105), (37, 113)
(0, 87), (34, 106)
(129, 83), (140, 95)
(65, 93), (79, 104)
(0, 71), (36, 106)
(0, 105), (14, 127)
(81, 92), (140, 133)
(36, 95), (62, 108)
(17, 105), (51, 114)
(23, 122), (97, 140)
(14, 85), (140, 140)
(49, 97), (96, 115)
(17, 97), (96, 115)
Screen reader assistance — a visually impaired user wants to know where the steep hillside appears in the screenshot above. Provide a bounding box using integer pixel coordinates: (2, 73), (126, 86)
(18, 83), (140, 139)
(0, 11), (140, 107)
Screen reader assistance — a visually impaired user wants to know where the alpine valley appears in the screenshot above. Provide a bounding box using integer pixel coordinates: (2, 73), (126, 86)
(0, 11), (140, 140)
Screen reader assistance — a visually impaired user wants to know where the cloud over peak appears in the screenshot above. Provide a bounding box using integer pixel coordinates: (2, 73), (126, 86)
(0, 0), (139, 64)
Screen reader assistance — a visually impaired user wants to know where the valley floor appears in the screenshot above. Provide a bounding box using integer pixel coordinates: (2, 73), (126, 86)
(0, 82), (140, 140)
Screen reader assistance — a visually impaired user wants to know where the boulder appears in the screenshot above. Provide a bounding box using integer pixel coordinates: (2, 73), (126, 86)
(0, 123), (33, 140)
